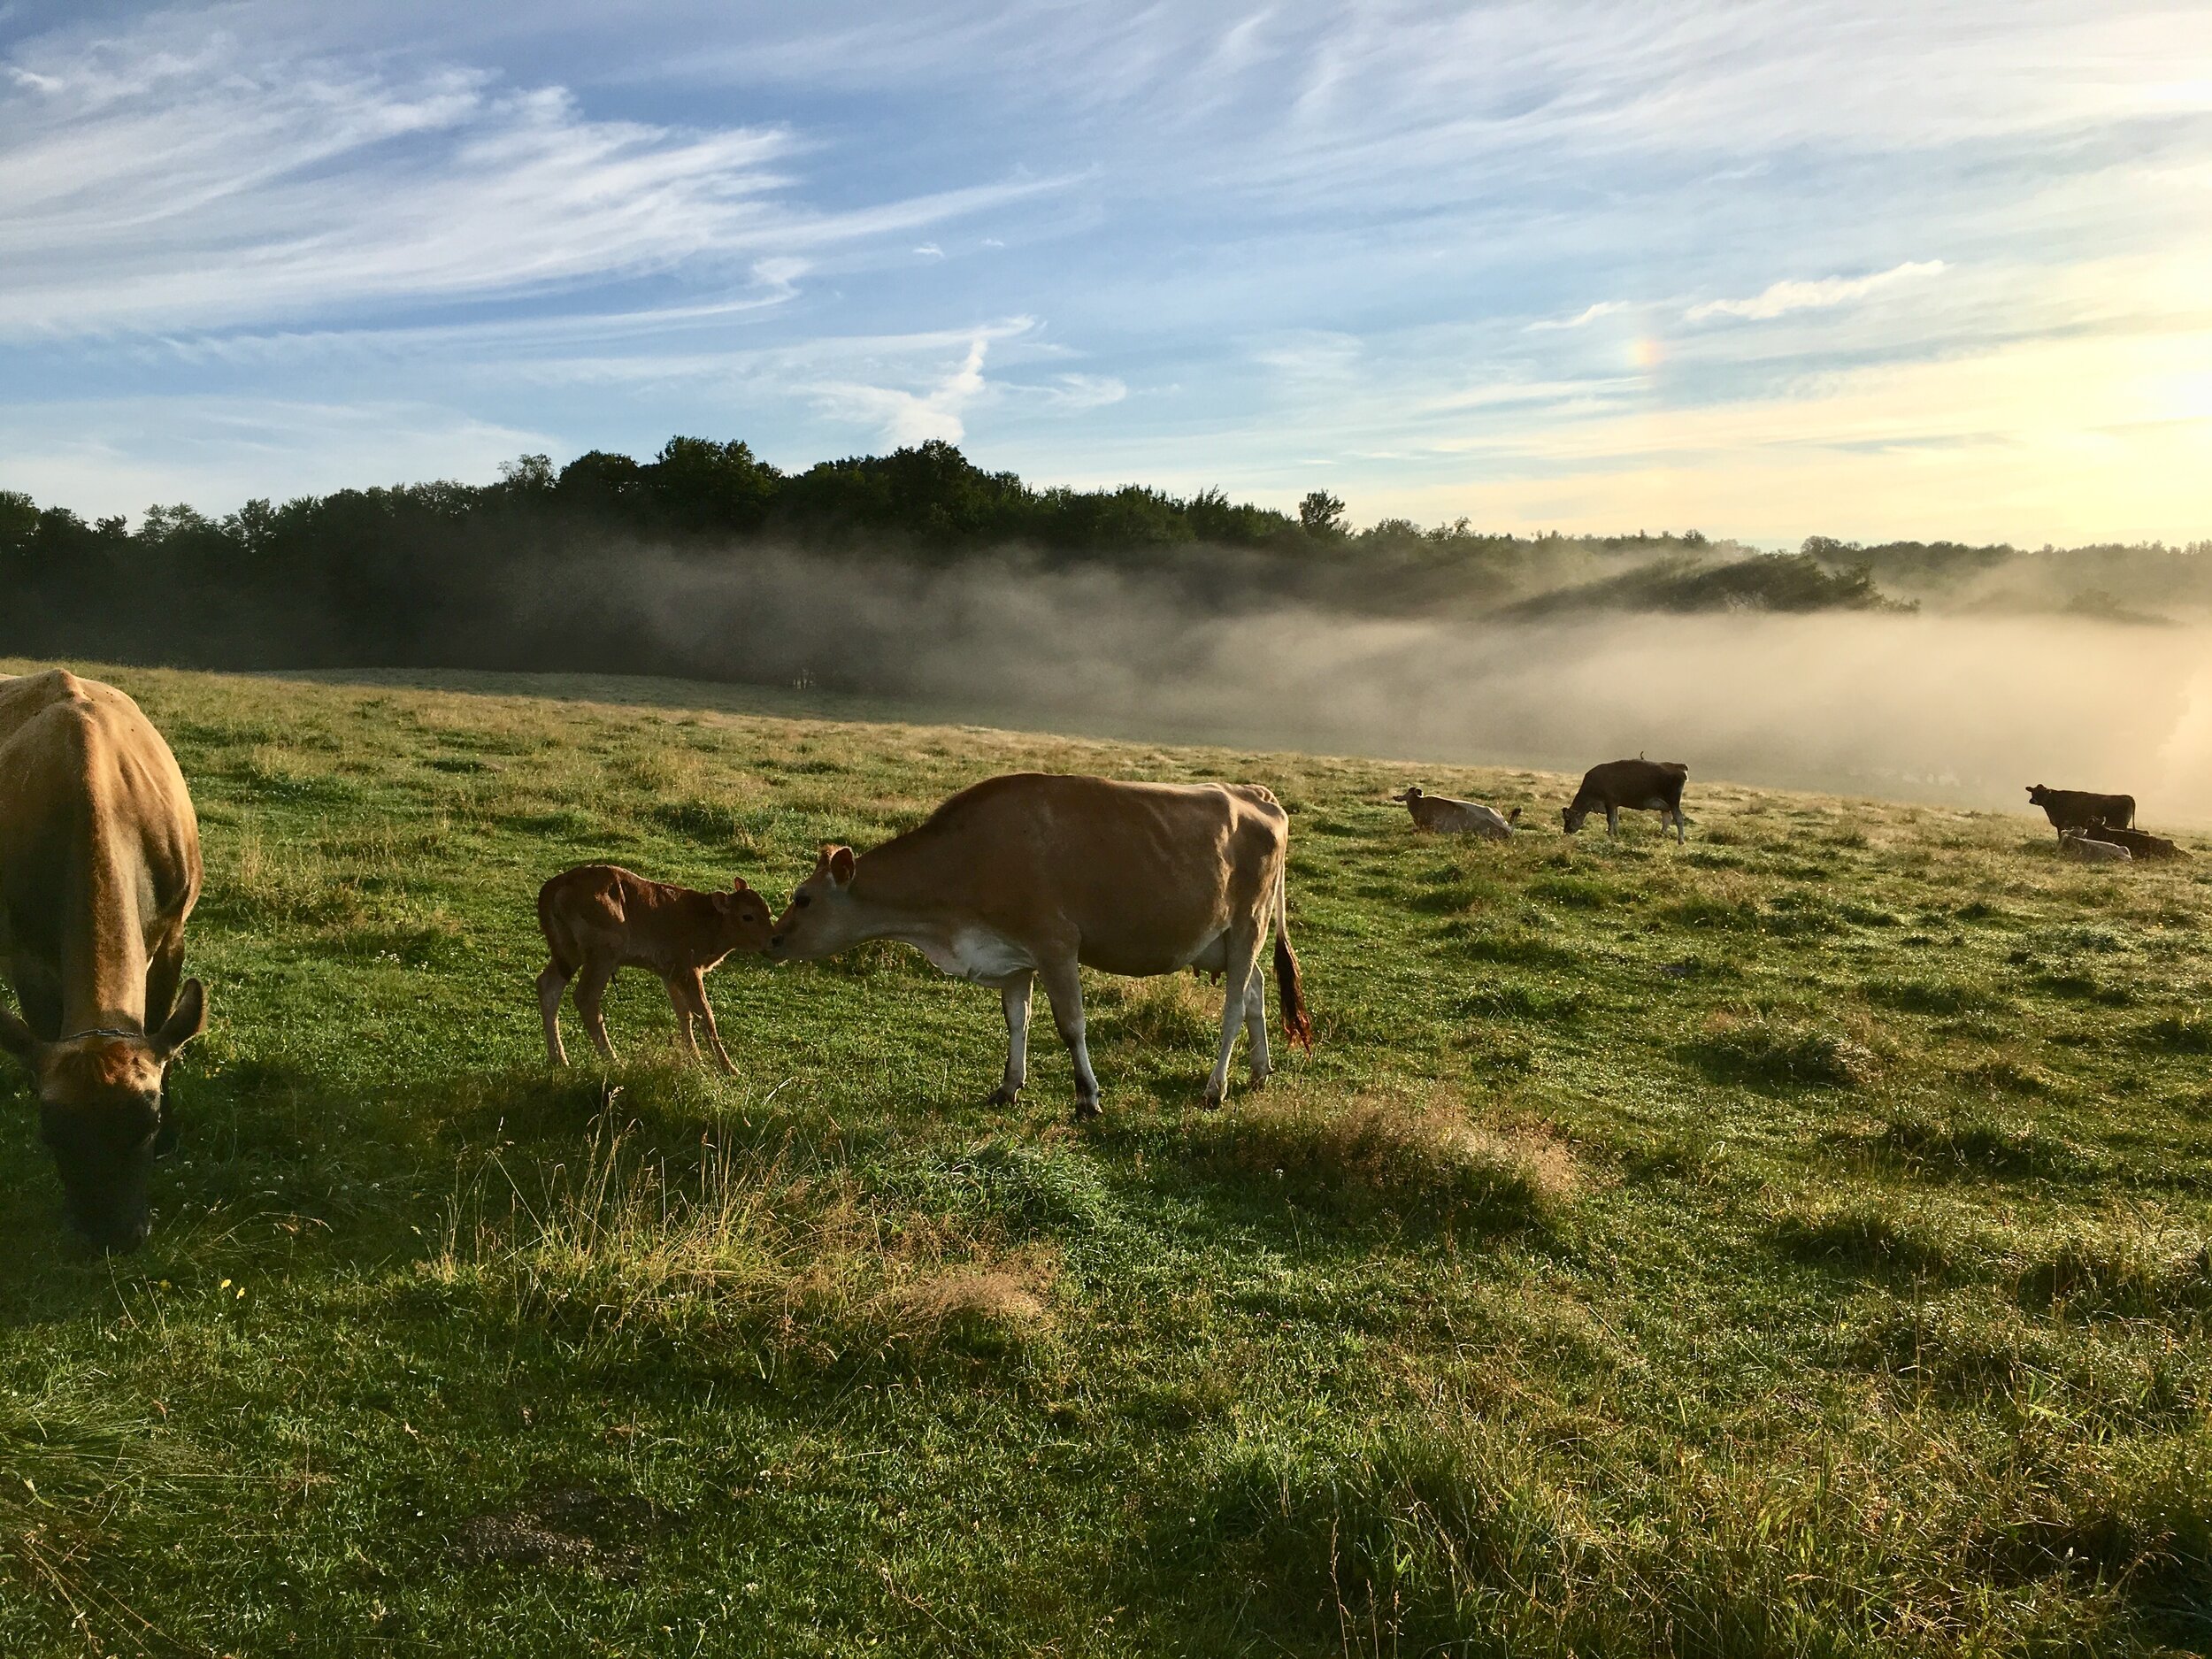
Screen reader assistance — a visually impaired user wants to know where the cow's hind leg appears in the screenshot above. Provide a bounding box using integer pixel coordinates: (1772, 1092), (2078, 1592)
(991, 972), (1033, 1106)
(537, 962), (573, 1065)
(1243, 968), (1271, 1088)
(1203, 929), (1261, 1109)
(1038, 959), (1101, 1120)
(573, 960), (619, 1064)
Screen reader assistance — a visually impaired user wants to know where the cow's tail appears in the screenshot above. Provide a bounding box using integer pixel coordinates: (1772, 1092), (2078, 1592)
(1271, 860), (1314, 1053)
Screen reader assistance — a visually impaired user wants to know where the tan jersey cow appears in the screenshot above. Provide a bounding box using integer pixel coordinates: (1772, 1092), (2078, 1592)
(535, 865), (774, 1072)
(766, 772), (1312, 1118)
(0, 671), (207, 1251)
(1393, 785), (1519, 840)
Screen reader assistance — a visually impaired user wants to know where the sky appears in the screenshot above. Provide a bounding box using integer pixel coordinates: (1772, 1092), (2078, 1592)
(4, 0), (2209, 546)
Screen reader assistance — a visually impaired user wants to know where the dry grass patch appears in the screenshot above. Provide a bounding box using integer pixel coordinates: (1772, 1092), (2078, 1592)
(1193, 1087), (1576, 1232)
(422, 1122), (1060, 1373)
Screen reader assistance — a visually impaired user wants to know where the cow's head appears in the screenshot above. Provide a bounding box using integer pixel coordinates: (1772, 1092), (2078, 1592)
(766, 847), (860, 962)
(1391, 786), (1424, 805)
(711, 877), (776, 956)
(1561, 803), (1588, 833)
(0, 980), (206, 1252)
(2026, 785), (2051, 807)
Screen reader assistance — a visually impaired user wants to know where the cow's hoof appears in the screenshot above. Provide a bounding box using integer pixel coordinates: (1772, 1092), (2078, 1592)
(1072, 1097), (1102, 1122)
(988, 1084), (1021, 1106)
(1201, 1089), (1224, 1111)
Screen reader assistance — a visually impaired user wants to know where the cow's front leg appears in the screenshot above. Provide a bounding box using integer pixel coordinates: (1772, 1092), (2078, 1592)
(1038, 960), (1101, 1119)
(1606, 803), (1620, 836)
(990, 972), (1033, 1105)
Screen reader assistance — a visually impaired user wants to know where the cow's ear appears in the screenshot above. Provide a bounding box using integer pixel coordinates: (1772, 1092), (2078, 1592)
(826, 846), (856, 888)
(0, 1001), (35, 1062)
(711, 891), (736, 912)
(153, 979), (208, 1057)
(731, 875), (749, 892)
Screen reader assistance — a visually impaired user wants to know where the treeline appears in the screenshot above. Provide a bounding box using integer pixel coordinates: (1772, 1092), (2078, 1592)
(0, 437), (1749, 673)
(3, 436), (2204, 682)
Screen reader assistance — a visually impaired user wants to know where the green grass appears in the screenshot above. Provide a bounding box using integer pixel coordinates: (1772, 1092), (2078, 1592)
(3, 659), (2211, 1656)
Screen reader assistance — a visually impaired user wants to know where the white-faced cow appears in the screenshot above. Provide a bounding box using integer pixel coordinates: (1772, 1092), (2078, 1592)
(1392, 786), (1519, 840)
(0, 671), (207, 1252)
(2058, 829), (2131, 864)
(765, 772), (1311, 1118)
(536, 866), (774, 1072)
(2027, 785), (2136, 839)
(1562, 758), (1690, 843)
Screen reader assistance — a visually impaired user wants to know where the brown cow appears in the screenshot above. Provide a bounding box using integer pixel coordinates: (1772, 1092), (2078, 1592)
(0, 671), (207, 1251)
(1562, 757), (1690, 842)
(535, 865), (773, 1072)
(765, 772), (1310, 1118)
(537, 872), (774, 1079)
(2026, 785), (2135, 838)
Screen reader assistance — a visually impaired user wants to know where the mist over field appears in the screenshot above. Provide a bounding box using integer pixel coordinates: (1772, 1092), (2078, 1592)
(501, 543), (2212, 826)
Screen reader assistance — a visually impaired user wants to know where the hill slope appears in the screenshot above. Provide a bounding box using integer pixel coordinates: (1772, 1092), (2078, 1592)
(2, 662), (2209, 1656)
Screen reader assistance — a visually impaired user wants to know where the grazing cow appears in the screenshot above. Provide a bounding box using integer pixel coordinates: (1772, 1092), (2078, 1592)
(2059, 829), (2131, 864)
(1562, 758), (1690, 843)
(535, 866), (774, 1072)
(2027, 785), (2135, 838)
(765, 772), (1311, 1118)
(1393, 786), (1520, 840)
(0, 671), (207, 1251)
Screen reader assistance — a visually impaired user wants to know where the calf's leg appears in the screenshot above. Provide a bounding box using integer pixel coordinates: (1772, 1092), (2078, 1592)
(664, 974), (702, 1063)
(684, 972), (738, 1075)
(537, 962), (572, 1065)
(573, 960), (619, 1064)
(1038, 958), (1101, 1119)
(991, 972), (1034, 1105)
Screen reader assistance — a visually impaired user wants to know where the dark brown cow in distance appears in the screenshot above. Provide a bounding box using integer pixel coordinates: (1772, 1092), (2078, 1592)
(2026, 785), (2136, 839)
(0, 670), (208, 1252)
(765, 772), (1310, 1118)
(536, 865), (773, 1072)
(1562, 758), (1690, 843)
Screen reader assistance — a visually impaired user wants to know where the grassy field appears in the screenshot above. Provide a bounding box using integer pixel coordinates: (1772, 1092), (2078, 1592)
(3, 659), (2210, 1657)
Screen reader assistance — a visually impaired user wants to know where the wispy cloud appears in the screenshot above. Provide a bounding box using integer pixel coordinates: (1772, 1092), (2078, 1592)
(1686, 261), (1948, 324)
(1527, 300), (1632, 332)
(0, 19), (1054, 335)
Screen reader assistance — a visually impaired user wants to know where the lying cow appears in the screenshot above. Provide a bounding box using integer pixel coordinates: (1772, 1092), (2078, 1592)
(2084, 826), (2185, 861)
(1562, 757), (1690, 843)
(2027, 784), (2135, 838)
(766, 772), (1312, 1118)
(2059, 829), (2131, 864)
(1393, 786), (1519, 840)
(0, 671), (208, 1251)
(536, 865), (774, 1072)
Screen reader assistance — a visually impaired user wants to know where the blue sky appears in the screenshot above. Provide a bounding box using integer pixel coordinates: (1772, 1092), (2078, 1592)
(4, 1), (2209, 544)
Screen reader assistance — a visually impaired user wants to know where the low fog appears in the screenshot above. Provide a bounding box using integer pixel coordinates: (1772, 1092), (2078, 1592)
(510, 544), (2212, 828)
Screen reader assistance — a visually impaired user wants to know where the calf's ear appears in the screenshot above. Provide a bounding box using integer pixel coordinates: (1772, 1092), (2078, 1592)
(154, 979), (208, 1057)
(826, 846), (856, 887)
(0, 1002), (36, 1062)
(731, 876), (749, 891)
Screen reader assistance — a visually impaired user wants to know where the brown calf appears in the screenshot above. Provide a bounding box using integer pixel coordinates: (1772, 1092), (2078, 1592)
(535, 866), (773, 1072)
